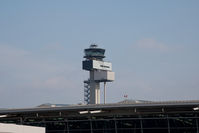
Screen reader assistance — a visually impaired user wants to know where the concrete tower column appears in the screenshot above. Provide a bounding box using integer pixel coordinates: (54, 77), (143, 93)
(90, 70), (100, 104)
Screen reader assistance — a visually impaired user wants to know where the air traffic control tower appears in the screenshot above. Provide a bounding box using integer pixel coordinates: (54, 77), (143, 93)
(83, 44), (115, 104)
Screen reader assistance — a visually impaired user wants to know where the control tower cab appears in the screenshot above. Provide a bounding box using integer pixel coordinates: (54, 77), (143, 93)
(83, 44), (115, 104)
(84, 44), (105, 60)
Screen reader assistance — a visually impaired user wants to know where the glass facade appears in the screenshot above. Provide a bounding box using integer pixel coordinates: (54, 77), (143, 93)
(1, 113), (198, 133)
(85, 49), (105, 57)
(0, 102), (199, 133)
(84, 48), (105, 60)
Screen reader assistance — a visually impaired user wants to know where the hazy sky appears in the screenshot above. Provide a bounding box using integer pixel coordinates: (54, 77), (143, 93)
(0, 0), (199, 108)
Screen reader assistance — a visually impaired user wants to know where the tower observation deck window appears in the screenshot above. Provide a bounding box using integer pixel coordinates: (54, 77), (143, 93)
(84, 49), (105, 57)
(84, 45), (105, 60)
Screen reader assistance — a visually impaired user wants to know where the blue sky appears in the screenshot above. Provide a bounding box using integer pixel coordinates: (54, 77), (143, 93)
(0, 0), (199, 108)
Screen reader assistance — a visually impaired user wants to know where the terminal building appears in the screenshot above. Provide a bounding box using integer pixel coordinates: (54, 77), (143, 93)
(0, 45), (198, 133)
(0, 100), (199, 133)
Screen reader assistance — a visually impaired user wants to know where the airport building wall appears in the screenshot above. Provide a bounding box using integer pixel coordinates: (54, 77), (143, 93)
(0, 123), (45, 133)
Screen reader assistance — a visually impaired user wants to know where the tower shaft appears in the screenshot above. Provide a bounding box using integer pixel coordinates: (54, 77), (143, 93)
(89, 71), (100, 104)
